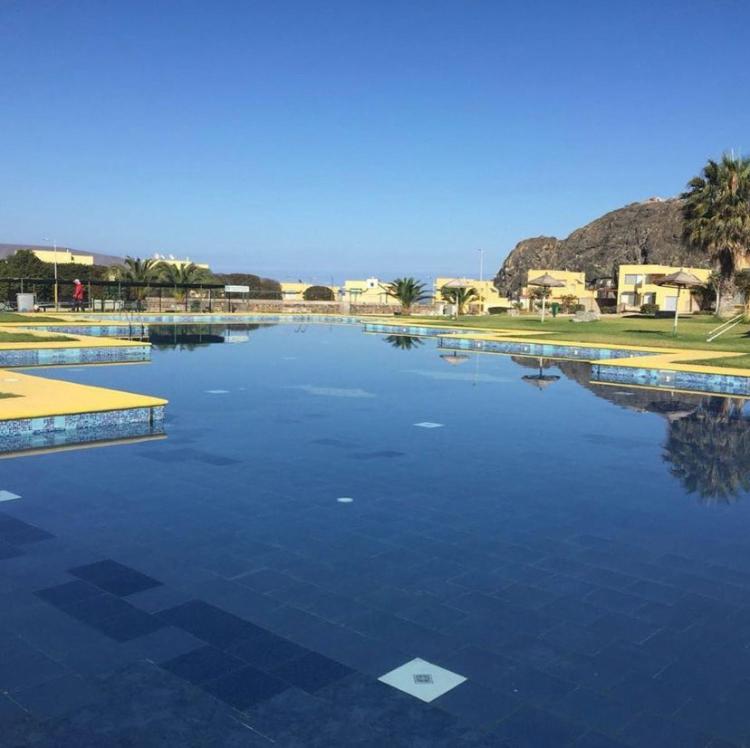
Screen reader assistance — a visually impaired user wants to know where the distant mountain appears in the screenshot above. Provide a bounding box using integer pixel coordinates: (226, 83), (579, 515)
(0, 243), (124, 267)
(494, 198), (710, 295)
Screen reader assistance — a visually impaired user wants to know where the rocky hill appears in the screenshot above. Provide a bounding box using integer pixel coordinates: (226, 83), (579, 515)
(494, 198), (710, 295)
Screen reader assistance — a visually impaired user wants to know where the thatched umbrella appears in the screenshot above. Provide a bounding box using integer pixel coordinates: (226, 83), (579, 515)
(656, 269), (704, 335)
(440, 351), (470, 365)
(521, 357), (561, 390)
(527, 273), (566, 322)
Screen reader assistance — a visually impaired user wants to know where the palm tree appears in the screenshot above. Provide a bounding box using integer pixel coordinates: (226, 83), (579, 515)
(663, 398), (750, 504)
(441, 286), (479, 316)
(159, 262), (207, 303)
(682, 153), (750, 316)
(385, 277), (430, 314)
(117, 257), (161, 305)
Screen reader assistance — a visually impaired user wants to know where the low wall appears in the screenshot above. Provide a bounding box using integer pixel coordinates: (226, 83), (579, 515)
(0, 405), (165, 454)
(142, 298), (436, 316)
(0, 344), (151, 368)
(591, 364), (750, 396)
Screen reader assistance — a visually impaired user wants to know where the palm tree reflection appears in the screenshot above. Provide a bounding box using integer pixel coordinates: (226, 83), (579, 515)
(663, 398), (750, 504)
(384, 335), (424, 350)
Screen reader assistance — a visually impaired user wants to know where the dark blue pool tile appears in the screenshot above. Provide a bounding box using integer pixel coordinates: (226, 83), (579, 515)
(674, 696), (750, 743)
(608, 672), (694, 716)
(35, 580), (104, 607)
(57, 592), (134, 624)
(493, 704), (585, 747)
(551, 686), (633, 734)
(161, 645), (245, 685)
(626, 579), (685, 605)
(235, 568), (298, 593)
(541, 596), (606, 626)
(91, 607), (165, 642)
(0, 542), (23, 560)
(271, 651), (352, 693)
(541, 621), (617, 657)
(157, 599), (259, 647)
(0, 650), (68, 692)
(205, 664), (289, 709)
(573, 731), (631, 748)
(229, 633), (310, 670)
(0, 516), (54, 545)
(68, 559), (162, 596)
(502, 663), (576, 705)
(435, 679), (521, 729)
(11, 672), (101, 719)
(585, 587), (645, 615)
(618, 712), (712, 748)
(587, 612), (660, 645)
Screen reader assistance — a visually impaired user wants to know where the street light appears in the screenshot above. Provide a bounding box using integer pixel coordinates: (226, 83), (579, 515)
(477, 248), (485, 312)
(42, 236), (59, 311)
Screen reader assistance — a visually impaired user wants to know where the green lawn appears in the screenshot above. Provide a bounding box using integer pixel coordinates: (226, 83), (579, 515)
(405, 313), (750, 368)
(0, 331), (74, 343)
(0, 312), (65, 323)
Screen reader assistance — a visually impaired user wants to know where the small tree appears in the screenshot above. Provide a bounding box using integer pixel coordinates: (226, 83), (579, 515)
(385, 277), (429, 314)
(303, 285), (335, 301)
(441, 286), (479, 315)
(559, 294), (578, 313)
(528, 286), (551, 311)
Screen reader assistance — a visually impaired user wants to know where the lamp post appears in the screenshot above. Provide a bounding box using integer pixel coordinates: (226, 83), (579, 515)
(478, 248), (485, 312)
(43, 236), (59, 311)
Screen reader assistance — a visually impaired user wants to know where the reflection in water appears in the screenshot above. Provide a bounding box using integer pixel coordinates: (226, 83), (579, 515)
(384, 335), (424, 351)
(509, 355), (750, 504)
(516, 356), (561, 391)
(663, 398), (750, 504)
(149, 324), (262, 350)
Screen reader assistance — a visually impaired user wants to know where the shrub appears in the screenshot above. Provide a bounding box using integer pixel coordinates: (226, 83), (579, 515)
(599, 305), (618, 314)
(488, 306), (508, 315)
(640, 303), (659, 315)
(303, 285), (335, 302)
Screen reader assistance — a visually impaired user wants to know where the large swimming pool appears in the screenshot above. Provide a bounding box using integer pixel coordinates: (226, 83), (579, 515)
(2, 322), (750, 746)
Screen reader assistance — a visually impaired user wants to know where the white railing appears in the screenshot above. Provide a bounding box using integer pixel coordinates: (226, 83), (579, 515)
(706, 313), (745, 342)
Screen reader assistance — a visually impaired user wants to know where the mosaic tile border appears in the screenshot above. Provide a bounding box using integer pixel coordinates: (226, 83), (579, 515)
(0, 406), (165, 454)
(0, 344), (151, 368)
(591, 364), (750, 396)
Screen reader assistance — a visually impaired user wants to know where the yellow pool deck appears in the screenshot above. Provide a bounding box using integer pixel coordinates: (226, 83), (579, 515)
(0, 325), (166, 426)
(0, 369), (167, 421)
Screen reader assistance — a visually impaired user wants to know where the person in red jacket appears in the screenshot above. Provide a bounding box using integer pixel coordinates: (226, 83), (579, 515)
(72, 279), (85, 312)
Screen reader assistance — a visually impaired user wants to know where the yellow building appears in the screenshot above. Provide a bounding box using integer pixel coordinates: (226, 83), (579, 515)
(617, 265), (710, 313)
(153, 255), (210, 270)
(32, 249), (94, 265)
(434, 277), (510, 313)
(280, 282), (339, 301)
(342, 278), (399, 305)
(523, 269), (592, 302)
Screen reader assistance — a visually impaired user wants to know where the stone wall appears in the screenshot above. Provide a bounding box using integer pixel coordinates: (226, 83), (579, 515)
(144, 298), (438, 316)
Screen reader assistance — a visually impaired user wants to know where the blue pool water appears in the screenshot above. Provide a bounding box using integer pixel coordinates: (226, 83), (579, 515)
(2, 323), (750, 746)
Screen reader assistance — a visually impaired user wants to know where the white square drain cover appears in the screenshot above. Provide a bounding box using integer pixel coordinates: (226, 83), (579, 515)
(0, 491), (21, 502)
(378, 657), (466, 702)
(414, 422), (444, 429)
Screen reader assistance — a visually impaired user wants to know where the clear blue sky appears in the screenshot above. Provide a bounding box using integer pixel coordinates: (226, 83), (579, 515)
(1, 0), (748, 281)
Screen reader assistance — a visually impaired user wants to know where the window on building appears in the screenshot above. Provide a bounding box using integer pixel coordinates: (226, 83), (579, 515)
(620, 293), (636, 305)
(642, 292), (656, 304)
(623, 274), (644, 285)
